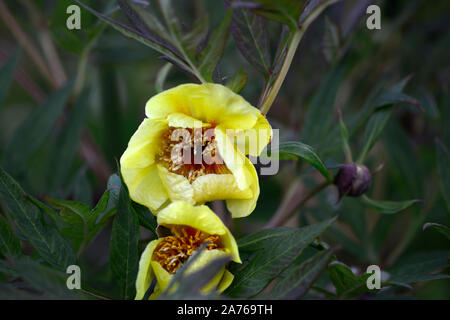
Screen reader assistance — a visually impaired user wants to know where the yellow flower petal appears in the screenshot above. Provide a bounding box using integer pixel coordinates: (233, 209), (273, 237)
(192, 173), (253, 203)
(151, 260), (173, 294)
(226, 157), (260, 218)
(145, 83), (259, 130)
(157, 201), (240, 263)
(215, 126), (249, 190)
(235, 112), (272, 156)
(135, 239), (163, 300)
(217, 269), (234, 293)
(120, 118), (168, 168)
(121, 164), (168, 213)
(157, 164), (195, 204)
(167, 112), (211, 128)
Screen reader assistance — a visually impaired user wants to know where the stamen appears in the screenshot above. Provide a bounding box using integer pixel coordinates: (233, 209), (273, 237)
(157, 127), (231, 183)
(153, 226), (223, 274)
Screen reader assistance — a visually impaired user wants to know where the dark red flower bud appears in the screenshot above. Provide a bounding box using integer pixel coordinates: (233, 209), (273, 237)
(334, 163), (371, 199)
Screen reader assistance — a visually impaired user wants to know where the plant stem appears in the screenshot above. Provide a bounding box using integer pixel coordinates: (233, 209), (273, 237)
(260, 29), (302, 115)
(265, 180), (331, 228)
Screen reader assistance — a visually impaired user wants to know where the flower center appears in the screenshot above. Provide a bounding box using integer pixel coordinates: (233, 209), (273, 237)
(152, 226), (223, 274)
(158, 126), (230, 183)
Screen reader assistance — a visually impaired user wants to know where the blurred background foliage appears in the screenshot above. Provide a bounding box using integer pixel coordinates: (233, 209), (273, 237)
(0, 0), (449, 299)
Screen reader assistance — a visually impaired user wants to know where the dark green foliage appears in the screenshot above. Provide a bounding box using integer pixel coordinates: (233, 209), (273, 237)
(0, 0), (449, 300)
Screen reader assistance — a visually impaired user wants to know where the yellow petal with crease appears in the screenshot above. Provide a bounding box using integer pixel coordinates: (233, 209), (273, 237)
(226, 157), (260, 218)
(217, 269), (234, 293)
(121, 164), (168, 213)
(157, 164), (195, 204)
(145, 83), (259, 130)
(157, 202), (241, 263)
(215, 126), (248, 190)
(120, 118), (167, 168)
(167, 112), (211, 128)
(135, 239), (163, 300)
(192, 173), (253, 203)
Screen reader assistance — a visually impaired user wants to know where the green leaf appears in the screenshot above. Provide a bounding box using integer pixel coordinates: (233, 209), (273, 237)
(49, 190), (115, 253)
(357, 106), (392, 163)
(49, 89), (90, 193)
(322, 16), (341, 64)
(388, 251), (450, 284)
(132, 202), (157, 237)
(239, 0), (305, 30)
(155, 63), (172, 93)
(361, 195), (421, 214)
(275, 141), (333, 182)
(0, 166), (76, 270)
(182, 15), (210, 58)
(74, 0), (190, 74)
(327, 261), (372, 299)
(226, 68), (247, 93)
(109, 179), (140, 299)
(300, 62), (347, 148)
(228, 3), (271, 76)
(2, 80), (74, 175)
(0, 215), (21, 258)
(198, 10), (232, 82)
(338, 109), (352, 161)
(436, 139), (450, 212)
(0, 49), (20, 111)
(106, 173), (121, 206)
(423, 223), (450, 240)
(264, 248), (334, 299)
(13, 257), (88, 299)
(225, 216), (337, 298)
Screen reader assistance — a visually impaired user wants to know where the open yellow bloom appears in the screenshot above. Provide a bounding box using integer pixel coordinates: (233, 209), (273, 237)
(120, 83), (272, 218)
(135, 201), (241, 300)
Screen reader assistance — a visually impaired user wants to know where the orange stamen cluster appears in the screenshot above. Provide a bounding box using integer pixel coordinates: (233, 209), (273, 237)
(158, 127), (230, 183)
(153, 226), (223, 274)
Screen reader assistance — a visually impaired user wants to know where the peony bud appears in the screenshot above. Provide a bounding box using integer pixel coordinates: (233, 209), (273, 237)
(334, 163), (371, 199)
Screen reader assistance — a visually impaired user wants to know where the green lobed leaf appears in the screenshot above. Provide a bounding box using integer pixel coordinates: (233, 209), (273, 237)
(0, 49), (20, 111)
(423, 223), (450, 240)
(182, 15), (210, 59)
(0, 215), (21, 258)
(236, 0), (305, 30)
(2, 80), (75, 176)
(0, 166), (76, 270)
(264, 248), (334, 299)
(109, 178), (140, 299)
(357, 106), (392, 163)
(74, 0), (190, 73)
(275, 141), (333, 182)
(387, 251), (450, 284)
(225, 216), (337, 298)
(228, 1), (271, 76)
(361, 195), (421, 214)
(49, 190), (115, 253)
(226, 68), (247, 93)
(327, 261), (372, 299)
(198, 9), (232, 82)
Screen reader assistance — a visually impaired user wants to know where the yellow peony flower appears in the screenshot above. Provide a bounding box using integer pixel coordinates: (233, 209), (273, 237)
(120, 83), (271, 218)
(135, 201), (241, 300)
